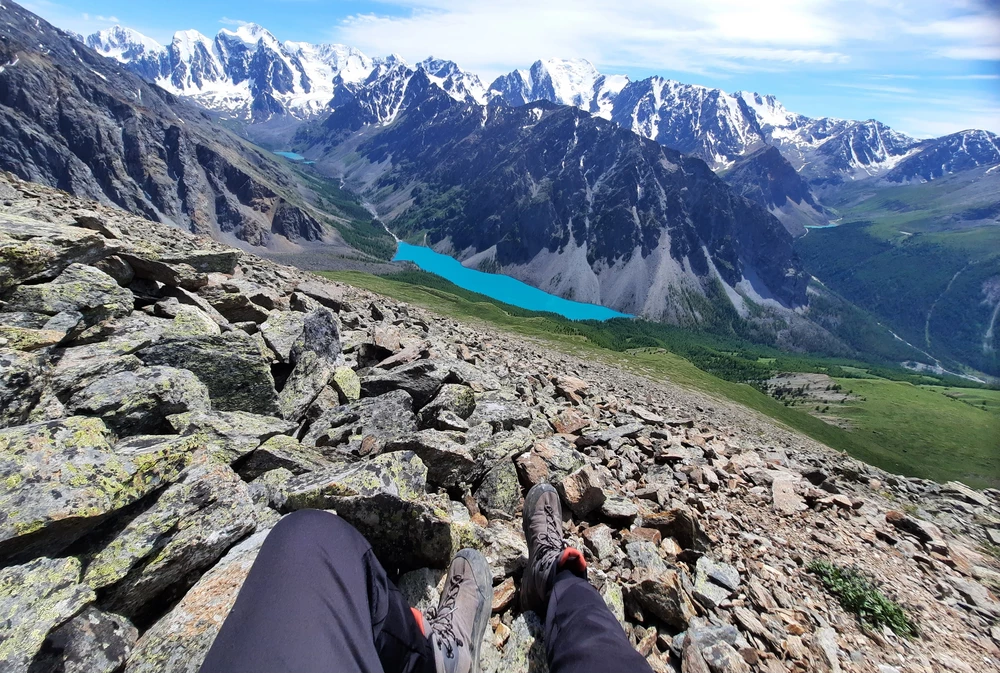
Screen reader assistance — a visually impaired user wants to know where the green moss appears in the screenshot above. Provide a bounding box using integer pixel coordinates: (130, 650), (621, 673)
(808, 560), (917, 637)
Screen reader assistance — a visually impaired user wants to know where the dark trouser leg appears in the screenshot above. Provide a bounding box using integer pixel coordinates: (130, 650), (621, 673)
(544, 570), (653, 673)
(200, 509), (434, 673)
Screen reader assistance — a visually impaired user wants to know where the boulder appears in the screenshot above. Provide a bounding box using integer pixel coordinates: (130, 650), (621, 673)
(197, 287), (270, 324)
(295, 280), (346, 311)
(0, 556), (96, 672)
(360, 360), (448, 407)
(258, 310), (305, 363)
(332, 366), (361, 402)
(466, 391), (532, 431)
(515, 437), (586, 488)
(581, 423), (644, 445)
(159, 250), (240, 275)
(0, 418), (193, 563)
(496, 612), (549, 673)
(125, 527), (272, 673)
(942, 481), (991, 508)
(885, 510), (945, 544)
(278, 351), (334, 422)
(420, 384), (476, 425)
(475, 458), (521, 517)
(550, 408), (590, 435)
(0, 348), (45, 427)
(138, 332), (278, 414)
(119, 254), (208, 291)
(238, 435), (337, 481)
(291, 307), (341, 365)
(282, 453), (475, 569)
(67, 366), (211, 435)
(644, 508), (711, 552)
(397, 567), (445, 613)
(481, 520), (529, 581)
(5, 263), (133, 326)
(582, 524), (617, 561)
(166, 410), (296, 463)
(29, 606), (137, 673)
(0, 216), (119, 292)
(303, 390), (417, 454)
(633, 570), (698, 629)
(693, 556), (740, 610)
(84, 458), (257, 619)
(600, 495), (639, 525)
(556, 465), (607, 518)
(383, 430), (478, 488)
(771, 472), (806, 515)
(553, 375), (589, 403)
(626, 540), (668, 575)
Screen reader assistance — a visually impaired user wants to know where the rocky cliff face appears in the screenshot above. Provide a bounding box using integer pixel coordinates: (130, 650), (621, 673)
(723, 147), (830, 237)
(306, 72), (808, 323)
(2, 173), (998, 673)
(0, 1), (359, 251)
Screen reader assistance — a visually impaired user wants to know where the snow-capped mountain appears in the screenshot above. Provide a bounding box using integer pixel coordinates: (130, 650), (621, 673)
(884, 129), (1000, 183)
(487, 58), (627, 119)
(85, 25), (484, 120)
(490, 60), (924, 182)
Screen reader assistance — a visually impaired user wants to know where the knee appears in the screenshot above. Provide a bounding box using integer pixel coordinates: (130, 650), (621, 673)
(268, 509), (370, 555)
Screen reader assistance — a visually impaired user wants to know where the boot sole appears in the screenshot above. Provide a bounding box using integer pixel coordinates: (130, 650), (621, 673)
(455, 548), (492, 673)
(520, 483), (559, 613)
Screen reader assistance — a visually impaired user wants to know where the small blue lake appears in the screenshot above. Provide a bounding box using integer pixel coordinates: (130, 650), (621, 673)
(273, 151), (314, 165)
(392, 242), (631, 321)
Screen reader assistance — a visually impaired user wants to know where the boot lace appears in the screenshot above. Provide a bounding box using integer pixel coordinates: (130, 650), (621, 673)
(536, 503), (565, 556)
(427, 572), (465, 659)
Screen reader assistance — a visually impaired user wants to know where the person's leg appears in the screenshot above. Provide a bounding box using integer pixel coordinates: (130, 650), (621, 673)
(200, 509), (434, 673)
(544, 569), (653, 673)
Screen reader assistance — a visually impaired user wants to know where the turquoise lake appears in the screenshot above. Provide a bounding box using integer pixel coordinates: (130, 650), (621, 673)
(392, 242), (631, 321)
(273, 151), (314, 165)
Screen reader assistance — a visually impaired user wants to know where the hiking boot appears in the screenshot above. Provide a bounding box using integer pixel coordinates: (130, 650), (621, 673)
(520, 483), (586, 613)
(425, 548), (492, 673)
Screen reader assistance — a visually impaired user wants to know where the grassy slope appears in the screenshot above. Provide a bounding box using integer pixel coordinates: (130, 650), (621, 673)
(320, 270), (1000, 488)
(799, 170), (1000, 376)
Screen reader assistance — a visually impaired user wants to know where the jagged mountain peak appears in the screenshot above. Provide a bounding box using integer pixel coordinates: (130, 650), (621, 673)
(85, 24), (163, 57)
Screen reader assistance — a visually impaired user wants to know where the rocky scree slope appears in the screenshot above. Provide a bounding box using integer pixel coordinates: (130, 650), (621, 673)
(0, 1), (359, 251)
(304, 72), (808, 325)
(1, 172), (999, 673)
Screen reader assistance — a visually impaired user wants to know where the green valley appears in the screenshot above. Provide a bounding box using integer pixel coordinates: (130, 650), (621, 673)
(320, 269), (1000, 488)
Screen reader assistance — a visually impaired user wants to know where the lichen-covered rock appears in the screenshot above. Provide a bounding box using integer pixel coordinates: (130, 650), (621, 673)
(4, 263), (133, 326)
(496, 612), (549, 673)
(66, 366), (211, 435)
(466, 391), (532, 431)
(420, 383), (476, 425)
(291, 306), (341, 365)
(125, 526), (273, 673)
(30, 606), (138, 673)
(0, 556), (95, 672)
(0, 216), (119, 292)
(332, 366), (361, 402)
(515, 436), (586, 488)
(0, 348), (45, 427)
(278, 351), (334, 422)
(282, 451), (428, 506)
(383, 430), (477, 488)
(138, 332), (278, 414)
(166, 410), (296, 463)
(633, 569), (698, 629)
(303, 390), (417, 453)
(360, 359), (449, 407)
(643, 507), (711, 553)
(196, 287), (269, 324)
(282, 452), (475, 569)
(397, 567), (445, 613)
(119, 254), (208, 291)
(475, 458), (521, 516)
(238, 435), (336, 481)
(258, 310), (305, 363)
(90, 458), (257, 619)
(0, 417), (193, 563)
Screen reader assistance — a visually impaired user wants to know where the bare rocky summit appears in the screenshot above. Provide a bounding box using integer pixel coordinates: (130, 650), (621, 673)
(1, 172), (998, 672)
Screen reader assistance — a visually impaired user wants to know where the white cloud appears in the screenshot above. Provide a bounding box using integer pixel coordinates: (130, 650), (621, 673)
(334, 0), (1000, 80)
(219, 17), (251, 27)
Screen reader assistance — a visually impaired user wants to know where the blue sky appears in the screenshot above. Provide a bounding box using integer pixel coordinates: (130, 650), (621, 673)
(24, 0), (1000, 137)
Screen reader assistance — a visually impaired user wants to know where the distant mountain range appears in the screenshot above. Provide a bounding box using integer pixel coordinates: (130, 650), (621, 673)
(87, 24), (999, 234)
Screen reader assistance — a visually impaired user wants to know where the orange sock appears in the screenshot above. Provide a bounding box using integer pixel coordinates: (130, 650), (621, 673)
(411, 607), (426, 637)
(559, 547), (587, 575)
